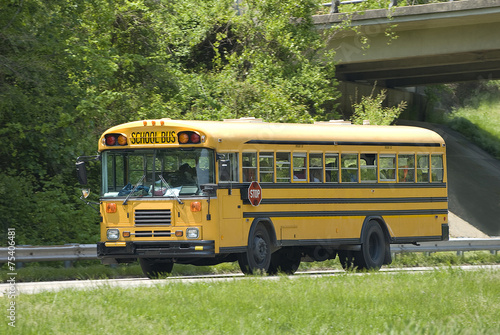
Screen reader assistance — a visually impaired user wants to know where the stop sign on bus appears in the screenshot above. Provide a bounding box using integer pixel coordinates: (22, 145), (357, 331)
(248, 181), (262, 206)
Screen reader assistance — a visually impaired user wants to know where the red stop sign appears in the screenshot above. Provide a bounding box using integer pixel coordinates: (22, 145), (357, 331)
(248, 181), (262, 206)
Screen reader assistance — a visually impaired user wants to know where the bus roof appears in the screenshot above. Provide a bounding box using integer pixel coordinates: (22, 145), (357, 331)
(101, 119), (445, 150)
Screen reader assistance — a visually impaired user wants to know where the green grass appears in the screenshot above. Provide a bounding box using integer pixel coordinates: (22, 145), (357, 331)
(445, 98), (500, 159)
(2, 268), (499, 334)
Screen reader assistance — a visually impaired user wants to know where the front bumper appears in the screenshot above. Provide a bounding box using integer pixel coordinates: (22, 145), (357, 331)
(97, 240), (215, 259)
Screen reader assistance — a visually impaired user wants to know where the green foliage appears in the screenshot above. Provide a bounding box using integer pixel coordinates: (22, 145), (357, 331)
(351, 87), (407, 125)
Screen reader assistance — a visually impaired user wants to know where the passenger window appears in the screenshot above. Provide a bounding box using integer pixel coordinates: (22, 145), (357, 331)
(325, 154), (339, 183)
(417, 154), (430, 183)
(431, 154), (444, 183)
(293, 153), (307, 181)
(309, 153), (323, 183)
(259, 152), (274, 183)
(398, 154), (415, 183)
(360, 154), (377, 183)
(276, 152), (291, 183)
(219, 153), (239, 182)
(380, 155), (396, 181)
(341, 154), (358, 183)
(242, 152), (257, 182)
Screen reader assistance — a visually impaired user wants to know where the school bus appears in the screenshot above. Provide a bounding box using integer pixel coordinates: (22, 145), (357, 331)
(76, 118), (448, 277)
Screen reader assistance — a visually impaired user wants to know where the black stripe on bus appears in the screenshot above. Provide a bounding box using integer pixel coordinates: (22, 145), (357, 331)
(242, 209), (448, 218)
(245, 140), (442, 147)
(219, 183), (447, 189)
(260, 197), (448, 205)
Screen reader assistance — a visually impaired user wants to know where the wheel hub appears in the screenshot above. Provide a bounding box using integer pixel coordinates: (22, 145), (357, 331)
(253, 236), (267, 263)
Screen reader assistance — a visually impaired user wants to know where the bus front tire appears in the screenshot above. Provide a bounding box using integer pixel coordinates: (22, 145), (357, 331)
(238, 224), (271, 275)
(139, 258), (174, 279)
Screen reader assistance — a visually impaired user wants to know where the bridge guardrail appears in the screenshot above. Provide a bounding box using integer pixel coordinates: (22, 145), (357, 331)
(322, 0), (396, 14)
(322, 1), (459, 14)
(1, 238), (499, 264)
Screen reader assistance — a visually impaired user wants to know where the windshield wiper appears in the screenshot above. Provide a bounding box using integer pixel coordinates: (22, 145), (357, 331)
(123, 174), (146, 205)
(159, 175), (184, 205)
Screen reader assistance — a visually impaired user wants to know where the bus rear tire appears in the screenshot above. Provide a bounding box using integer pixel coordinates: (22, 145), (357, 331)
(238, 224), (272, 275)
(356, 220), (386, 270)
(139, 258), (174, 279)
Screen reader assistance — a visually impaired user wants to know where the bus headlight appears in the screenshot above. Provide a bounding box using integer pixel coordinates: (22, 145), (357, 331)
(186, 228), (199, 239)
(107, 229), (120, 240)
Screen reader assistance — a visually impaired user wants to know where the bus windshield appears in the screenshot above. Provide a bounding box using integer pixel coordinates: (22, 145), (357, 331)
(101, 148), (215, 198)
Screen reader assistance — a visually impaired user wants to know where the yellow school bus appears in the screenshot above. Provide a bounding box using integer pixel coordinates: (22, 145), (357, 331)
(76, 118), (448, 277)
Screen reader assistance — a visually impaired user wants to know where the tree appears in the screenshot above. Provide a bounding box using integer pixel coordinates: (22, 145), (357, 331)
(351, 88), (407, 125)
(0, 0), (341, 245)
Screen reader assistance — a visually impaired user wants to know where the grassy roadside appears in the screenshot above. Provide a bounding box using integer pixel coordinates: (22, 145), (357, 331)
(2, 268), (499, 334)
(428, 83), (500, 159)
(445, 98), (500, 159)
(2, 251), (499, 282)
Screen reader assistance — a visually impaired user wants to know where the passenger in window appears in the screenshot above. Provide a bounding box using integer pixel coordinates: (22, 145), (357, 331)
(310, 170), (322, 182)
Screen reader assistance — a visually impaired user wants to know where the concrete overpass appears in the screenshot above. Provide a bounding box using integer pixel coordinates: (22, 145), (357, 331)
(314, 0), (500, 87)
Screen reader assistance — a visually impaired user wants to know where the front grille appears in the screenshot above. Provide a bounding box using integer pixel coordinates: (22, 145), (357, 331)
(134, 230), (172, 238)
(134, 209), (172, 226)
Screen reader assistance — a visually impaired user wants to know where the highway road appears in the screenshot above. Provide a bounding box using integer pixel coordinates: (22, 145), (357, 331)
(2, 265), (499, 296)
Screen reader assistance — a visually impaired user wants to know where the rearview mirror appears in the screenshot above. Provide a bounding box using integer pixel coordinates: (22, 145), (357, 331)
(81, 189), (90, 199)
(76, 161), (88, 185)
(219, 159), (231, 181)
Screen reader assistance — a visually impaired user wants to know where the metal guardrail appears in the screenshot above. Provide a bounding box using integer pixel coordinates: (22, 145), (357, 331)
(322, 0), (458, 14)
(322, 0), (397, 13)
(0, 244), (97, 264)
(1, 238), (499, 264)
(391, 238), (500, 254)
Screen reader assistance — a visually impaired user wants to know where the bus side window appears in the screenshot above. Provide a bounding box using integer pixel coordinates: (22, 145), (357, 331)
(219, 153), (239, 182)
(431, 154), (444, 183)
(276, 152), (291, 183)
(242, 152), (257, 182)
(398, 154), (415, 182)
(360, 153), (377, 183)
(309, 153), (323, 183)
(417, 154), (429, 183)
(341, 153), (358, 183)
(293, 153), (307, 181)
(325, 153), (339, 183)
(259, 152), (274, 183)
(380, 155), (396, 181)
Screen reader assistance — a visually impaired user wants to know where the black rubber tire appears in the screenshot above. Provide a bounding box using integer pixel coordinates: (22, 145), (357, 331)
(268, 248), (301, 275)
(356, 220), (386, 270)
(338, 250), (357, 271)
(139, 258), (174, 279)
(238, 224), (272, 275)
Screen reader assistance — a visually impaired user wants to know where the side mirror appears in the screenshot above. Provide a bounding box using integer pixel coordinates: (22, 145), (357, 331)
(81, 188), (90, 199)
(76, 161), (88, 185)
(219, 159), (231, 182)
